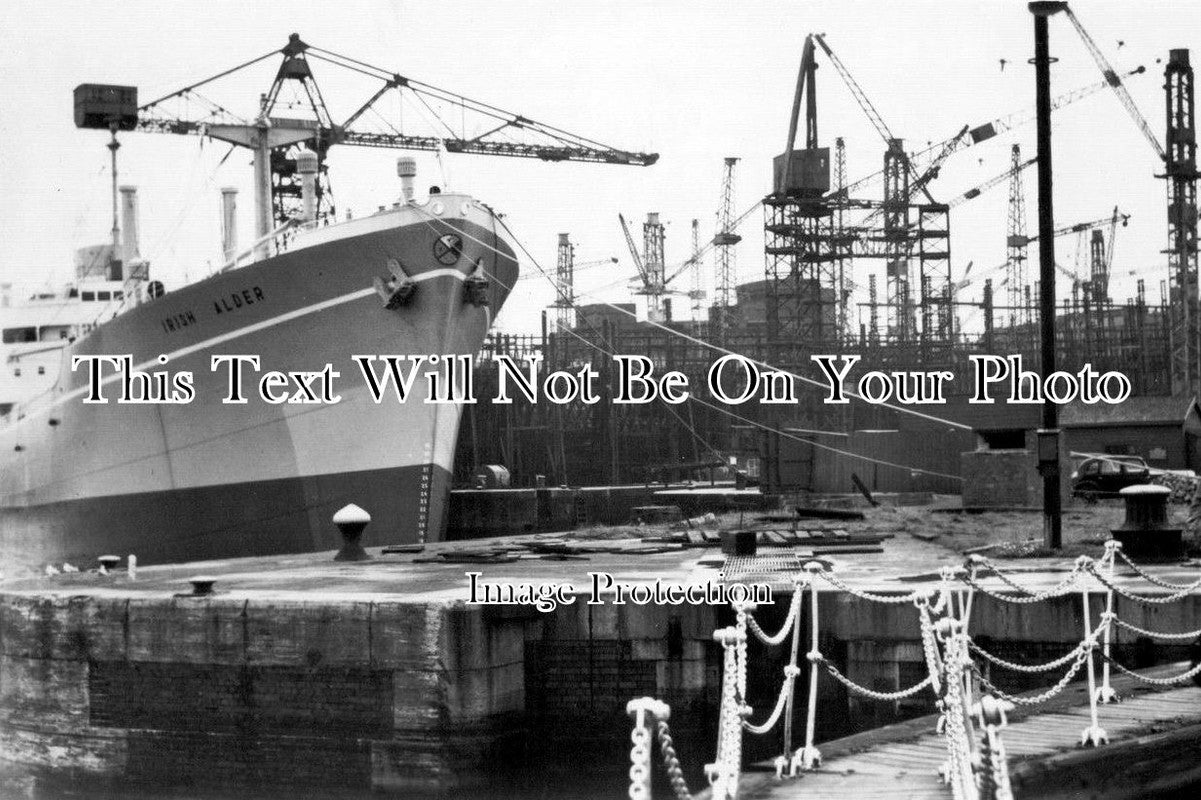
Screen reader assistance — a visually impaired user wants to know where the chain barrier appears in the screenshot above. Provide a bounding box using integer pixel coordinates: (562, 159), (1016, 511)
(1111, 615), (1201, 640)
(1100, 653), (1201, 686)
(816, 567), (931, 604)
(745, 582), (803, 646)
(969, 639), (1085, 674)
(625, 541), (1201, 800)
(1087, 562), (1201, 605)
(973, 695), (1015, 800)
(962, 556), (1087, 604)
(974, 638), (1094, 706)
(654, 719), (693, 800)
(1113, 547), (1201, 592)
(818, 655), (935, 700)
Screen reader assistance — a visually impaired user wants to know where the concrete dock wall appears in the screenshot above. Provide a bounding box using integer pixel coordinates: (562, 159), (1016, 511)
(2, 584), (1198, 792)
(0, 594), (539, 793)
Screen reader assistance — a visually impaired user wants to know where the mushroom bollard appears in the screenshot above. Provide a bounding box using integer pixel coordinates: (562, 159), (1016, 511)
(1111, 485), (1184, 561)
(333, 503), (372, 562)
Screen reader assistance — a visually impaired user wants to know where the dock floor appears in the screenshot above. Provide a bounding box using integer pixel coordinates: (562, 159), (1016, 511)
(729, 664), (1201, 799)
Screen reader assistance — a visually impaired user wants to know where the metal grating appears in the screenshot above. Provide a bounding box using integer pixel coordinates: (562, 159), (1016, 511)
(721, 553), (806, 586)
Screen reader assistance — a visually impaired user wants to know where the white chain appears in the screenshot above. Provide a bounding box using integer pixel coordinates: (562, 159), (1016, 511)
(746, 586), (803, 646)
(640, 549), (1201, 800)
(816, 566), (930, 604)
(655, 719), (694, 800)
(819, 656), (935, 700)
(742, 666), (799, 735)
(963, 560), (1086, 604)
(938, 625), (976, 800)
(709, 626), (744, 799)
(1114, 548), (1201, 592)
(969, 639), (1085, 674)
(629, 720), (651, 800)
(1087, 563), (1200, 604)
(975, 631), (1100, 706)
(1101, 654), (1201, 686)
(1111, 615), (1201, 640)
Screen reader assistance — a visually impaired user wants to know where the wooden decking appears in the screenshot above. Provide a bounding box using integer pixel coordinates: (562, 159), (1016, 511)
(729, 664), (1201, 800)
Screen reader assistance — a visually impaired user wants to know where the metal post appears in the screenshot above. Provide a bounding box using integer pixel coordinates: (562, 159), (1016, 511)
(107, 124), (121, 254)
(1031, 1), (1066, 549)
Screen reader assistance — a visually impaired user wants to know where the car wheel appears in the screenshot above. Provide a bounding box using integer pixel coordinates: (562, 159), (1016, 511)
(1075, 482), (1100, 504)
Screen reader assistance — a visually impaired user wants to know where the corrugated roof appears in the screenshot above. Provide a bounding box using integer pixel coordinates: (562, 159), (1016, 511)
(1059, 395), (1196, 427)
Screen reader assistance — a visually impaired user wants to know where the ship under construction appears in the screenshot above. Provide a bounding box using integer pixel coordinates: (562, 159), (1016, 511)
(456, 15), (1201, 499)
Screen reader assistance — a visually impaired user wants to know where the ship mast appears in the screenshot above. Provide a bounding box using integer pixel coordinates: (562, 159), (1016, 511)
(107, 123), (121, 265)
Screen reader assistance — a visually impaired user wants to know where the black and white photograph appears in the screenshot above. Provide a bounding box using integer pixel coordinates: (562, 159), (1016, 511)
(2, 1), (1201, 798)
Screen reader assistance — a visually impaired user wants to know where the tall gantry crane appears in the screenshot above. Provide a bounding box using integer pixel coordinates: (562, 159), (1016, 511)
(553, 234), (575, 332)
(1054, 6), (1196, 394)
(78, 33), (656, 261)
(1006, 144), (1031, 329)
(690, 220), (704, 320)
(713, 157), (741, 343)
(1162, 49), (1199, 396)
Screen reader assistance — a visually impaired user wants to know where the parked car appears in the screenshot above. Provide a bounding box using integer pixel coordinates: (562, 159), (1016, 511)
(1071, 455), (1151, 501)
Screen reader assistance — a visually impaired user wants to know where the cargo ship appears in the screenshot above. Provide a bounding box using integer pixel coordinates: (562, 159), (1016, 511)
(0, 35), (660, 571)
(0, 157), (518, 569)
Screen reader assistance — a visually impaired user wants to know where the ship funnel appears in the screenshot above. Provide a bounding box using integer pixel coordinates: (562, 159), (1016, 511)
(220, 187), (239, 262)
(119, 186), (140, 261)
(297, 147), (319, 222)
(397, 157), (417, 203)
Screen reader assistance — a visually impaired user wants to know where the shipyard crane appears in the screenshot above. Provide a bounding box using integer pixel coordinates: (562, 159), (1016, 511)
(79, 33), (657, 254)
(810, 34), (935, 204)
(837, 155), (1037, 241)
(955, 210), (1131, 292)
(658, 70), (1140, 290)
(548, 235), (618, 330)
(712, 157), (741, 341)
(1056, 6), (1200, 392)
(1102, 204), (1123, 277)
(833, 66), (1147, 201)
(660, 64), (1147, 287)
(1063, 7), (1165, 161)
(619, 212), (683, 322)
(619, 212), (648, 286)
(690, 219), (704, 319)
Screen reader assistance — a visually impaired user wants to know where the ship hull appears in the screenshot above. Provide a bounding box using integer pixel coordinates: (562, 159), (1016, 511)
(1, 462), (451, 566)
(0, 196), (517, 569)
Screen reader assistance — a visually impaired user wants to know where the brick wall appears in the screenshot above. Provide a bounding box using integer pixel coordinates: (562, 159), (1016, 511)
(961, 441), (1073, 508)
(89, 661), (392, 735)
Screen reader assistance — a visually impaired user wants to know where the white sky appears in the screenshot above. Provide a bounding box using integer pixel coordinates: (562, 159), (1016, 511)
(1, 0), (1198, 335)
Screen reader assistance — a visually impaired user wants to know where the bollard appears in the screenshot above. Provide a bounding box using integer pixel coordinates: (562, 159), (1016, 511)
(720, 530), (757, 556)
(1111, 484), (1183, 561)
(127, 554), (137, 581)
(332, 503), (372, 562)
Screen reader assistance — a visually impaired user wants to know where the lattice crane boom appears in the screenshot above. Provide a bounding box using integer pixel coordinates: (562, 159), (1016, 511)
(1063, 7), (1165, 161)
(813, 34), (934, 204)
(129, 33), (657, 237)
(832, 67), (1145, 201)
(618, 213), (648, 283)
(956, 210), (1130, 290)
